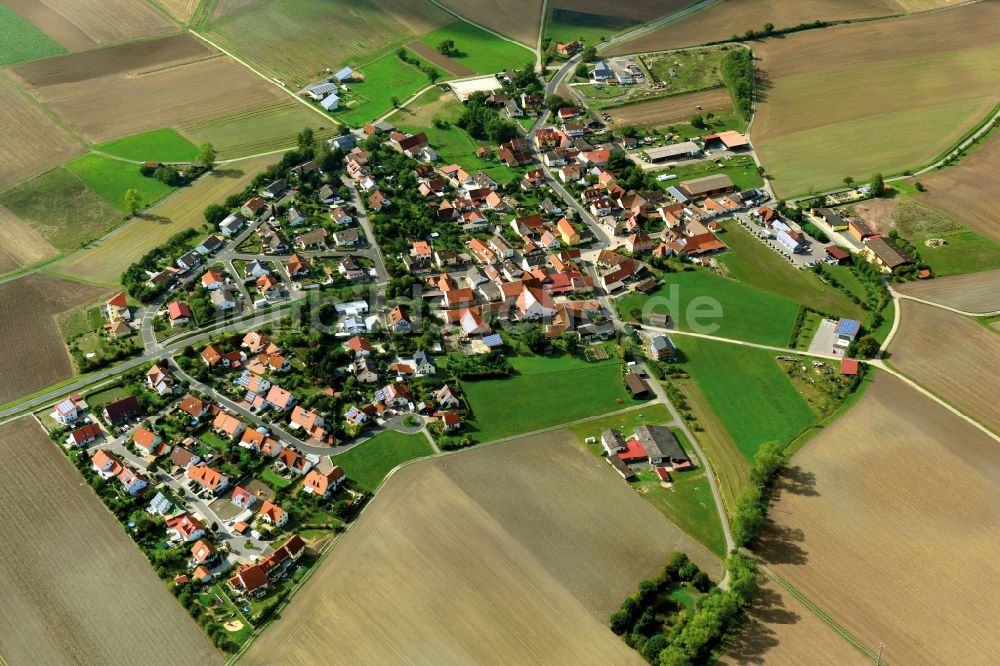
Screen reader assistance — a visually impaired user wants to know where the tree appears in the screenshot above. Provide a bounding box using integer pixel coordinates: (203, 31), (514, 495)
(203, 204), (228, 226)
(154, 166), (182, 186)
(581, 45), (597, 62)
(545, 94), (570, 113)
(198, 142), (217, 169)
(763, 22), (775, 34)
(125, 188), (143, 215)
(870, 172), (886, 197)
(391, 96), (400, 108)
(914, 181), (925, 192)
(843, 175), (855, 187)
(854, 336), (880, 359)
(575, 63), (589, 79)
(690, 114), (706, 129)
(297, 127), (315, 153)
(437, 39), (458, 57)
(425, 66), (440, 83)
(749, 440), (786, 487)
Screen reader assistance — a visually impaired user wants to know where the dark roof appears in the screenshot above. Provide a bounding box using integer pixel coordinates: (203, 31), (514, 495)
(680, 174), (734, 196)
(624, 372), (650, 396)
(635, 425), (688, 462)
(104, 396), (141, 422)
(867, 236), (913, 268)
(607, 455), (636, 480)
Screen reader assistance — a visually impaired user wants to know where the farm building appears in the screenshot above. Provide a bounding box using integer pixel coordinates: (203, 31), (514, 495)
(773, 221), (810, 253)
(306, 82), (338, 100)
(702, 131), (750, 151)
(601, 429), (627, 456)
(320, 94), (340, 111)
(814, 208), (847, 230)
(863, 236), (913, 272)
(679, 174), (735, 198)
(848, 218), (876, 242)
(646, 141), (701, 163)
(825, 245), (851, 264)
(333, 67), (356, 83)
(624, 372), (651, 398)
(607, 455), (637, 480)
(634, 425), (691, 468)
(649, 335), (676, 360)
(451, 76), (502, 102)
(834, 319), (861, 347)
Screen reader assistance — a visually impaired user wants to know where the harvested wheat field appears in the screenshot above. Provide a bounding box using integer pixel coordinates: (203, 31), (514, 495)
(555, 0), (686, 22)
(7, 34), (287, 143)
(436, 0), (542, 46)
(911, 131), (1000, 243)
(4, 0), (175, 50)
(606, 88), (732, 126)
(0, 78), (83, 190)
(54, 154), (277, 285)
(756, 372), (1000, 666)
(0, 418), (221, 665)
(895, 268), (1000, 313)
(242, 431), (718, 665)
(719, 577), (867, 666)
(605, 0), (896, 55)
(0, 205), (58, 275)
(0, 274), (105, 405)
(154, 0), (201, 23)
(888, 301), (1000, 433)
(751, 2), (1000, 196)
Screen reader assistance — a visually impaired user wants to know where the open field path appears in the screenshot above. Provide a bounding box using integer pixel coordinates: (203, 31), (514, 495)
(888, 285), (1000, 317)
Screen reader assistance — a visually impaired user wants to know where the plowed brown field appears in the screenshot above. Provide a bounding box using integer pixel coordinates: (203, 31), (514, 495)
(895, 269), (1000, 313)
(555, 0), (686, 22)
(911, 131), (1000, 243)
(888, 300), (1000, 434)
(0, 418), (221, 665)
(4, 0), (175, 50)
(758, 372), (1000, 666)
(242, 430), (719, 664)
(7, 34), (287, 143)
(606, 88), (732, 126)
(0, 78), (83, 190)
(0, 205), (58, 274)
(0, 274), (105, 405)
(605, 0), (896, 55)
(436, 0), (542, 46)
(407, 40), (476, 77)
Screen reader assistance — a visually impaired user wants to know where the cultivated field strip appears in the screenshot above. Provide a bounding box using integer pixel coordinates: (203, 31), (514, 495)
(605, 88), (733, 126)
(434, 0), (542, 46)
(0, 419), (221, 665)
(912, 131), (1000, 244)
(0, 77), (83, 191)
(555, 0), (687, 22)
(760, 372), (1000, 666)
(0, 274), (105, 404)
(605, 0), (897, 55)
(888, 301), (1000, 434)
(3, 0), (176, 50)
(243, 432), (718, 664)
(895, 269), (1000, 314)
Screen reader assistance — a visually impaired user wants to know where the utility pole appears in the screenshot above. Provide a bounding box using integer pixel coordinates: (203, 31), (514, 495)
(875, 641), (885, 666)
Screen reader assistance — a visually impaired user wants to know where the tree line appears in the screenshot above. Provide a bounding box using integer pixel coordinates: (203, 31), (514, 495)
(721, 49), (754, 121)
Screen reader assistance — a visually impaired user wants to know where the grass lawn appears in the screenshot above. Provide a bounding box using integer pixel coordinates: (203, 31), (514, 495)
(198, 584), (254, 646)
(616, 268), (802, 346)
(677, 336), (818, 460)
(94, 129), (201, 163)
(198, 429), (232, 452)
(58, 302), (105, 340)
(652, 155), (763, 191)
(65, 154), (177, 211)
(792, 310), (823, 350)
(646, 47), (728, 97)
(545, 8), (636, 46)
(418, 21), (534, 75)
(334, 52), (432, 127)
(392, 89), (521, 183)
(86, 386), (132, 412)
(462, 355), (636, 442)
(719, 222), (866, 319)
(893, 199), (1000, 277)
(332, 430), (434, 492)
(0, 4), (66, 65)
(632, 461), (727, 555)
(872, 298), (895, 345)
(260, 466), (294, 490)
(0, 167), (121, 251)
(824, 264), (871, 306)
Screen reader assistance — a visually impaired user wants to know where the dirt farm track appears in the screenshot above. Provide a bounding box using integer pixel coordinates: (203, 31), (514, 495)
(242, 431), (718, 665)
(0, 418), (220, 665)
(895, 268), (1000, 314)
(888, 300), (1000, 435)
(758, 372), (1000, 665)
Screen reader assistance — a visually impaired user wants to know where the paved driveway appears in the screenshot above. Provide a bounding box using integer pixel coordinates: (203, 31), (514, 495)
(807, 318), (845, 358)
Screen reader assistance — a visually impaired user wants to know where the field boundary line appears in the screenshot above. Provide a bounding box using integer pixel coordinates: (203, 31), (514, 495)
(187, 30), (341, 128)
(0, 71), (87, 148)
(756, 562), (884, 662)
(889, 291), (1000, 318)
(423, 0), (538, 52)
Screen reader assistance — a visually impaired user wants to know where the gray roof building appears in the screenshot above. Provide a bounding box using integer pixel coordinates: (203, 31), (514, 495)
(635, 425), (689, 464)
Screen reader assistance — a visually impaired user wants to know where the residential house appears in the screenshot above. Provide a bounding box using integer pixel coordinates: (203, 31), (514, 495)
(91, 449), (122, 479)
(302, 466), (346, 498)
(104, 396), (141, 425)
(167, 513), (206, 542)
(187, 465), (230, 495)
(265, 385), (296, 412)
(228, 534), (305, 598)
(103, 291), (131, 322)
(257, 499), (288, 528)
(133, 427), (165, 456)
(66, 422), (102, 448)
(213, 412), (246, 440)
(295, 228), (329, 250)
(388, 305), (412, 334)
(333, 228), (359, 248)
(435, 385), (461, 409)
(167, 302), (192, 327)
(118, 467), (148, 496)
(219, 213), (246, 238)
